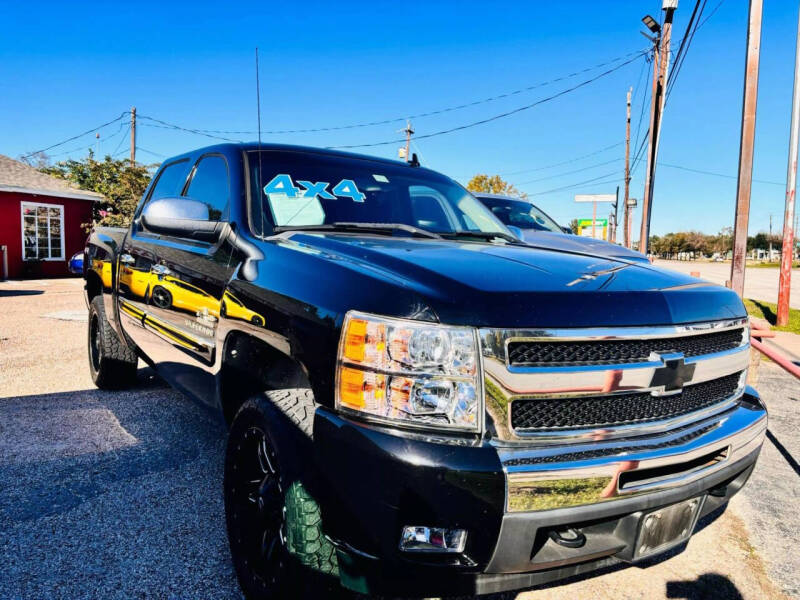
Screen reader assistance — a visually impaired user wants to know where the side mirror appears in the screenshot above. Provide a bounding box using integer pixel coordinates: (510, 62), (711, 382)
(140, 196), (225, 242)
(506, 225), (525, 241)
(562, 226), (573, 235)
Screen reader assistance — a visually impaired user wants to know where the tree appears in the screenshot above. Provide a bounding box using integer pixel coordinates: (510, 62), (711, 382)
(466, 174), (527, 199)
(567, 218), (580, 234)
(41, 153), (155, 229)
(19, 151), (52, 169)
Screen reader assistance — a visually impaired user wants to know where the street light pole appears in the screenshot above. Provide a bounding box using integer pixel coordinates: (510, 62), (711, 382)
(639, 1), (677, 255)
(624, 87), (632, 248)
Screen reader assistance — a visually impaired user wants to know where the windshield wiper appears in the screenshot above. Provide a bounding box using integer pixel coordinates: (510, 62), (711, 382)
(440, 230), (522, 244)
(273, 222), (443, 239)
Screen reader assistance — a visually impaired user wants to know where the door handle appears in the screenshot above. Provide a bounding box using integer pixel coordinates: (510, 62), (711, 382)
(151, 264), (172, 276)
(120, 254), (135, 265)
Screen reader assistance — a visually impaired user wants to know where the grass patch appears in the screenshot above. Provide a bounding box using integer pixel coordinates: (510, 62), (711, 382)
(743, 298), (800, 334)
(749, 261), (800, 269)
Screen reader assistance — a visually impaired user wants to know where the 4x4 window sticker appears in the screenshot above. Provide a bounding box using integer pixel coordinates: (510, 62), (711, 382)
(263, 174), (365, 202)
(263, 174), (367, 226)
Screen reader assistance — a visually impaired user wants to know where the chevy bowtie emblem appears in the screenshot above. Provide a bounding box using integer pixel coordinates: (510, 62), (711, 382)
(649, 353), (696, 396)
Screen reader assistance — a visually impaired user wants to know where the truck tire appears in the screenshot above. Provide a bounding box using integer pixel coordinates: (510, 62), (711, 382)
(88, 295), (138, 389)
(225, 391), (340, 599)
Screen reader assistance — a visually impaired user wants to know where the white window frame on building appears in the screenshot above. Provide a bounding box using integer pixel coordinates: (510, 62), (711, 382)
(20, 201), (65, 261)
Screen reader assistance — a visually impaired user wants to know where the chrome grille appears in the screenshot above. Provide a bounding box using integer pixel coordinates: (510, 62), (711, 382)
(479, 318), (750, 444)
(510, 372), (742, 431)
(507, 328), (745, 366)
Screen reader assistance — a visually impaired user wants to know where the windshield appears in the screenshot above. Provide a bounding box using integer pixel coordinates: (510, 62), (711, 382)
(477, 196), (563, 233)
(247, 151), (510, 238)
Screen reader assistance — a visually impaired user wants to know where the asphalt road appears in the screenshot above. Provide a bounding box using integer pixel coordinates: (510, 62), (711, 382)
(653, 260), (800, 310)
(0, 278), (797, 599)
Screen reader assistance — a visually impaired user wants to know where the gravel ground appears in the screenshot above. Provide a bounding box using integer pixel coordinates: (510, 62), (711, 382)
(0, 278), (797, 599)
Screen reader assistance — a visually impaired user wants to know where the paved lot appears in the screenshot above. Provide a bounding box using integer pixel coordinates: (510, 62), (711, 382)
(1, 278), (798, 599)
(653, 260), (800, 310)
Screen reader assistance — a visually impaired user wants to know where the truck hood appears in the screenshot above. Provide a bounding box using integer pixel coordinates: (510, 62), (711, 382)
(519, 230), (650, 263)
(281, 232), (746, 328)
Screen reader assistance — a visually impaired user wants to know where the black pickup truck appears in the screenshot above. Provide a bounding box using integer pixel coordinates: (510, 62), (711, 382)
(84, 143), (767, 599)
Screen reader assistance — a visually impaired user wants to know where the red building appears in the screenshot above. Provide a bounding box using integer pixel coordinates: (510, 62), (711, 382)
(0, 154), (102, 279)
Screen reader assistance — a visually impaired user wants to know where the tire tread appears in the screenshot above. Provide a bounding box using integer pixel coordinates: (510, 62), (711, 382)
(89, 295), (137, 389)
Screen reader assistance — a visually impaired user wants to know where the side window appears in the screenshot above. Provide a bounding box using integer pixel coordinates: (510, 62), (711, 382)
(185, 155), (229, 220)
(145, 160), (190, 206)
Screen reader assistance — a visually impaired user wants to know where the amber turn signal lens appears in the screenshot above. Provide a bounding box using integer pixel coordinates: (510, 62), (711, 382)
(339, 366), (365, 409)
(344, 318), (367, 362)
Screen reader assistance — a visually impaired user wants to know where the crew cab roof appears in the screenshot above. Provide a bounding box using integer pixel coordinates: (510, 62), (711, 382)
(161, 142), (442, 177)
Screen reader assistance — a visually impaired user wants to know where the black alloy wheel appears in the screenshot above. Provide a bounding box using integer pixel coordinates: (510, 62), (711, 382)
(226, 425), (289, 597)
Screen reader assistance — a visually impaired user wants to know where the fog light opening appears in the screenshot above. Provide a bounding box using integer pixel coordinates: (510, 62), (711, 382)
(399, 526), (467, 553)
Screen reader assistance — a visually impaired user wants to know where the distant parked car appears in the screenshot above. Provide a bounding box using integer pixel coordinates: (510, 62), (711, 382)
(474, 193), (650, 263)
(68, 251), (84, 275)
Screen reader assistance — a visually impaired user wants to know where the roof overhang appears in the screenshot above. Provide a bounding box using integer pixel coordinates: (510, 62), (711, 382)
(0, 185), (103, 202)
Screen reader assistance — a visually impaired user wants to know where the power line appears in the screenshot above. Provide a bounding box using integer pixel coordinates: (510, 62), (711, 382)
(138, 48), (649, 138)
(137, 118), (239, 142)
(331, 52), (647, 149)
(514, 158), (622, 186)
(112, 124), (132, 157)
(45, 143), (93, 159)
(495, 142), (624, 177)
(524, 171), (622, 196)
(136, 146), (166, 158)
(658, 162), (784, 185)
(21, 112), (130, 158)
(666, 0), (706, 100)
(696, 0), (728, 30)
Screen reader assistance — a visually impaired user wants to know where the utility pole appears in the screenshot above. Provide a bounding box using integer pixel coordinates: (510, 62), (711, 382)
(777, 2), (800, 326)
(624, 87), (632, 248)
(730, 0), (763, 296)
(610, 185), (619, 243)
(639, 1), (677, 256)
(769, 213), (773, 260)
(403, 120), (414, 164)
(130, 106), (137, 165)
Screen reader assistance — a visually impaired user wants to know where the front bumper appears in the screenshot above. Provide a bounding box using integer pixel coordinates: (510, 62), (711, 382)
(313, 388), (766, 597)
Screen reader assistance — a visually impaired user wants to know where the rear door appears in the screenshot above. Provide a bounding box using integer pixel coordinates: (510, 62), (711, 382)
(139, 153), (240, 405)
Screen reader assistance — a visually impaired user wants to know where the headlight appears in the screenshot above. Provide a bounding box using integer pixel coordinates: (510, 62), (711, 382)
(335, 311), (481, 432)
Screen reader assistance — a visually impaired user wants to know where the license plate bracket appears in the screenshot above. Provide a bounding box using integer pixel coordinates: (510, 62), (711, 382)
(633, 496), (705, 561)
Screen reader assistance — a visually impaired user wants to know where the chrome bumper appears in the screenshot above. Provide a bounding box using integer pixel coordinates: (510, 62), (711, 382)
(498, 391), (767, 512)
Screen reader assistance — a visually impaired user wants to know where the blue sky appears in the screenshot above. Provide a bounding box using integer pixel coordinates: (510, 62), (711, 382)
(1, 0), (797, 236)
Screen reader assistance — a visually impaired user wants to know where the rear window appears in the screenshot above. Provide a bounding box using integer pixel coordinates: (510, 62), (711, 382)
(184, 155), (229, 220)
(147, 159), (190, 203)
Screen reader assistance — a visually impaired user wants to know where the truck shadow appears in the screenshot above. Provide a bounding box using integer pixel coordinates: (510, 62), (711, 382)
(665, 573), (744, 599)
